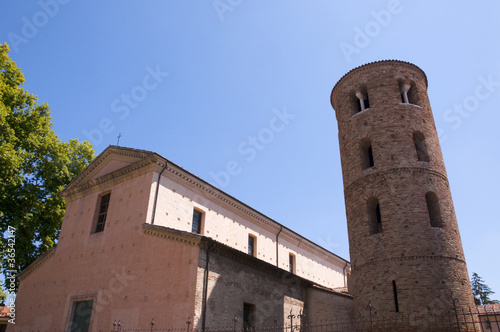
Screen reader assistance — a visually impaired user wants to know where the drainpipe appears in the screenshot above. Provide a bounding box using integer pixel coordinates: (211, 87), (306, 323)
(201, 242), (216, 332)
(343, 261), (349, 290)
(150, 161), (167, 225)
(275, 226), (283, 267)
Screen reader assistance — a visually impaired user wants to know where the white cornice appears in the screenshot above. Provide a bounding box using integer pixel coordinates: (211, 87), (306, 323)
(62, 146), (155, 197)
(159, 162), (349, 267)
(61, 146), (350, 267)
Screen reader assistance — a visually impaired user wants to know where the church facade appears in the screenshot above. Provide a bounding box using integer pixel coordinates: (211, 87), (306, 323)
(13, 146), (352, 331)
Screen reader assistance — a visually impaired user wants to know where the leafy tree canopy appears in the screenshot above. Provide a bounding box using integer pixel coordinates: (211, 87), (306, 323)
(471, 272), (499, 305)
(0, 43), (95, 293)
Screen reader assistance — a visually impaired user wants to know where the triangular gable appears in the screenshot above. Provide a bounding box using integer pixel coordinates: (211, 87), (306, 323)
(91, 159), (132, 180)
(62, 145), (156, 196)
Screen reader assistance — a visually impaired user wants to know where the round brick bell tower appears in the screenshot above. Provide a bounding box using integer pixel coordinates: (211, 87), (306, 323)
(330, 61), (475, 321)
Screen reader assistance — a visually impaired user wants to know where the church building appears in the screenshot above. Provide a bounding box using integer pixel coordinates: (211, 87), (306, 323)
(13, 60), (487, 332)
(13, 146), (352, 331)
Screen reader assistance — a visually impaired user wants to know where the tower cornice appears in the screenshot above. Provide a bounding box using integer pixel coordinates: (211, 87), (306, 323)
(331, 60), (428, 108)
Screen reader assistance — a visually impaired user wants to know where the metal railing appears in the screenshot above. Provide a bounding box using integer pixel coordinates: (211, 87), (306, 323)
(111, 305), (500, 332)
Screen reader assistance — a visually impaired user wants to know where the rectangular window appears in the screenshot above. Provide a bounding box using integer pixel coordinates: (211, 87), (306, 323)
(289, 253), (295, 273)
(95, 193), (110, 233)
(243, 302), (255, 330)
(69, 300), (93, 332)
(192, 209), (202, 234)
(248, 235), (255, 256)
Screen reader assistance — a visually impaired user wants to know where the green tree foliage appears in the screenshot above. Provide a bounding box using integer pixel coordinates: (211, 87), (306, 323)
(471, 272), (499, 305)
(0, 287), (6, 302)
(0, 43), (95, 293)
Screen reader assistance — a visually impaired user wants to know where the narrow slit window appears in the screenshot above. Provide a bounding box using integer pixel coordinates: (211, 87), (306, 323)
(248, 235), (256, 256)
(192, 209), (202, 234)
(413, 132), (429, 162)
(368, 146), (374, 167)
(289, 253), (295, 273)
(360, 139), (375, 169)
(392, 280), (400, 313)
(426, 192), (443, 228)
(95, 193), (110, 233)
(368, 197), (382, 234)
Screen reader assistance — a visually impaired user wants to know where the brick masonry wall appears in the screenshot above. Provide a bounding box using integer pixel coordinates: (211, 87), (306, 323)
(330, 61), (475, 320)
(195, 245), (308, 329)
(192, 241), (354, 330)
(306, 287), (353, 323)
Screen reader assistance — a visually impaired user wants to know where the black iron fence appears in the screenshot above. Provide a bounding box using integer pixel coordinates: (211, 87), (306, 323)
(111, 305), (500, 332)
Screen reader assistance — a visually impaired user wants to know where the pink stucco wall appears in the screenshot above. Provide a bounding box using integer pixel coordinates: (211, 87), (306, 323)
(13, 171), (200, 331)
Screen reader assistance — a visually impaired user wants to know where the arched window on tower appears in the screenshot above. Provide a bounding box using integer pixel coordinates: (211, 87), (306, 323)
(413, 132), (430, 162)
(368, 197), (382, 234)
(426, 192), (443, 228)
(360, 138), (375, 169)
(355, 91), (370, 113)
(400, 81), (419, 105)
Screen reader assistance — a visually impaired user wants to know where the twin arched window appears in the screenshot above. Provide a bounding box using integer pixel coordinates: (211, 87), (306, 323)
(352, 87), (370, 115)
(352, 81), (419, 115)
(399, 81), (419, 105)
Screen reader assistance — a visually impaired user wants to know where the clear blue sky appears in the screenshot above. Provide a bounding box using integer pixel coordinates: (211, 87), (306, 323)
(1, 1), (499, 298)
